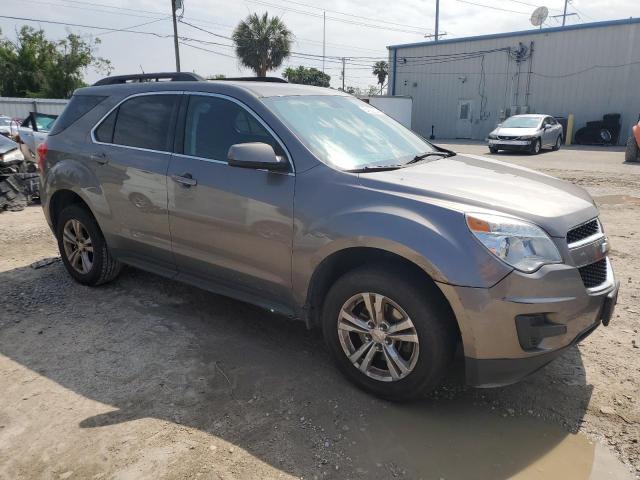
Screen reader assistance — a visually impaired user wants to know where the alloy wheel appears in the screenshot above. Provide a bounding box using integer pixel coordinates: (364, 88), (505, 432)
(62, 218), (94, 274)
(337, 292), (420, 382)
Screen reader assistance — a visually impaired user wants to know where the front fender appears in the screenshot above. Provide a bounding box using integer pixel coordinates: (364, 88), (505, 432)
(292, 201), (513, 306)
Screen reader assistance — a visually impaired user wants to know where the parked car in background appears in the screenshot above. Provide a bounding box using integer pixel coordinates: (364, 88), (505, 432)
(39, 74), (617, 400)
(0, 116), (13, 137)
(487, 114), (564, 155)
(625, 120), (640, 163)
(17, 111), (57, 162)
(0, 134), (40, 211)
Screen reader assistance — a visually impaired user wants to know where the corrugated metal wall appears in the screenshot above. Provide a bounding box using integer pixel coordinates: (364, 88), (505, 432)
(388, 19), (640, 145)
(0, 97), (68, 119)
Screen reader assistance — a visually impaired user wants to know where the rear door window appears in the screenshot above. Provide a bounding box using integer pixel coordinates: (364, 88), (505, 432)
(110, 94), (179, 151)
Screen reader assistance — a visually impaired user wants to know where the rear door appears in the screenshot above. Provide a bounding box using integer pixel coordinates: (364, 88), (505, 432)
(167, 93), (295, 309)
(90, 92), (181, 275)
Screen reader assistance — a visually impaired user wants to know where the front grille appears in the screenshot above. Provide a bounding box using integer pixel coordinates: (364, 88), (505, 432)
(578, 259), (608, 289)
(567, 219), (600, 244)
(497, 135), (516, 140)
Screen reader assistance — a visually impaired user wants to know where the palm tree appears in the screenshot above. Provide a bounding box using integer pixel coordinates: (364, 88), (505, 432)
(372, 61), (388, 94)
(232, 13), (292, 77)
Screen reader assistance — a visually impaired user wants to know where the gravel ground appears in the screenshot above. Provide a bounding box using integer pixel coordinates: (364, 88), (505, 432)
(0, 144), (638, 480)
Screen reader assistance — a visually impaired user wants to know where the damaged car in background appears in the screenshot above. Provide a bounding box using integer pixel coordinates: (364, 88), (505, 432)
(0, 134), (40, 212)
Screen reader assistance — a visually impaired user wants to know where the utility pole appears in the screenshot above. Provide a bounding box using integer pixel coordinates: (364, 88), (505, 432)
(435, 0), (440, 41)
(341, 57), (346, 91)
(322, 11), (326, 74)
(171, 0), (181, 72)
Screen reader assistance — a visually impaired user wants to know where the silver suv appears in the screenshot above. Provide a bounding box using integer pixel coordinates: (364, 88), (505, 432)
(39, 73), (618, 400)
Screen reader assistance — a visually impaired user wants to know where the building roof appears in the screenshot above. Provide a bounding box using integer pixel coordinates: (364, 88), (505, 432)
(387, 16), (640, 50)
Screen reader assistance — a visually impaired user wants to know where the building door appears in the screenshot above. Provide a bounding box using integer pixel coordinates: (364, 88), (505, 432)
(456, 99), (474, 139)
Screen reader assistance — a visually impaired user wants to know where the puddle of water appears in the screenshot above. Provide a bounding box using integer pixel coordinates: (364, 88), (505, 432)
(594, 195), (640, 206)
(343, 399), (631, 480)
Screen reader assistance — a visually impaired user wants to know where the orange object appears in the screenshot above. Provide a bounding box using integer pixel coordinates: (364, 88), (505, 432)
(633, 122), (640, 148)
(467, 216), (491, 232)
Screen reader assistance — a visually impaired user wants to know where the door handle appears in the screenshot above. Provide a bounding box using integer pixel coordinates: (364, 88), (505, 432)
(91, 152), (109, 165)
(171, 173), (197, 187)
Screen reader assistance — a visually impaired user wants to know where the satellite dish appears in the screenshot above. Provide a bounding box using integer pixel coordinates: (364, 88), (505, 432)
(530, 6), (549, 27)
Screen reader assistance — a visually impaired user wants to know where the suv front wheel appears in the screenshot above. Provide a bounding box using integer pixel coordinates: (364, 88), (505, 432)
(56, 204), (122, 286)
(322, 266), (456, 401)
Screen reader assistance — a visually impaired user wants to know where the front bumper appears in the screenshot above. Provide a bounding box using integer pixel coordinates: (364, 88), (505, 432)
(488, 138), (535, 151)
(438, 261), (618, 387)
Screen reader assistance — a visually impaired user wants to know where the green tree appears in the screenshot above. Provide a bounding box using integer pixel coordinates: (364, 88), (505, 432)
(0, 26), (111, 98)
(232, 13), (292, 77)
(283, 66), (330, 87)
(372, 60), (388, 94)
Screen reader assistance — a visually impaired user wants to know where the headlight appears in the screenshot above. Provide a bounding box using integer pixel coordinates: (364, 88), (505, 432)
(0, 148), (23, 163)
(466, 213), (562, 273)
(488, 134), (498, 139)
(518, 135), (536, 140)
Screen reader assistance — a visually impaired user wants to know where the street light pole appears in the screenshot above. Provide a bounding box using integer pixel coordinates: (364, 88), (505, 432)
(171, 0), (181, 72)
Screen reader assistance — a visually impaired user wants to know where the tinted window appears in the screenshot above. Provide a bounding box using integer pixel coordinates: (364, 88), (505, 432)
(112, 95), (179, 151)
(184, 95), (285, 162)
(95, 109), (117, 143)
(50, 95), (106, 135)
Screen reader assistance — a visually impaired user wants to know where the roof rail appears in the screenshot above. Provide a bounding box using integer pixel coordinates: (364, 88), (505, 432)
(93, 72), (204, 86)
(213, 76), (288, 83)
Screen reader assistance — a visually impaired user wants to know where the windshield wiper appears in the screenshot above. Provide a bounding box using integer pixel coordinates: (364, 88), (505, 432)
(405, 151), (455, 165)
(346, 165), (403, 173)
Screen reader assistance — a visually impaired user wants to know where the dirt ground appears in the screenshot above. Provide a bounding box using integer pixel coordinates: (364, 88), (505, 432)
(0, 143), (638, 480)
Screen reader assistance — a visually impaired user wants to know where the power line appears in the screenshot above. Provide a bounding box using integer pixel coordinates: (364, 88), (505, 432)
(454, 0), (531, 15)
(0, 14), (174, 38)
(259, 0), (429, 31)
(245, 0), (429, 35)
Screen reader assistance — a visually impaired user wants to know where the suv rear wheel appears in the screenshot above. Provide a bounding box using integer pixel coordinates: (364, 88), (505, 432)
(56, 204), (122, 285)
(321, 266), (456, 401)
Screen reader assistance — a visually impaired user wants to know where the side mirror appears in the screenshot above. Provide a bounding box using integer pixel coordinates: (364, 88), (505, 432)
(227, 142), (288, 171)
(496, 123), (502, 128)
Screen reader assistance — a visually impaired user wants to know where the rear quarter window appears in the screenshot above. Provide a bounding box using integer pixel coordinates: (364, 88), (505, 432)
(49, 95), (106, 135)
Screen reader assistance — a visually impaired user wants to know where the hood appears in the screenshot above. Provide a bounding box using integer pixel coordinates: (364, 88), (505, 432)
(0, 137), (19, 155)
(491, 126), (540, 137)
(358, 154), (597, 237)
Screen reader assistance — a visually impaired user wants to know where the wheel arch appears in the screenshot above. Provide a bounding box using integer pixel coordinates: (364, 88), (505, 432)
(49, 189), (96, 231)
(304, 246), (461, 343)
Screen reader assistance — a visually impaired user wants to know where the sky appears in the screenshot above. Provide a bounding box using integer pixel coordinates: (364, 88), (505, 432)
(1, 0), (639, 91)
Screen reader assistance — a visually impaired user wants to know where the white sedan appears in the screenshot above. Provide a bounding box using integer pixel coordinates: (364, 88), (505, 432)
(487, 114), (564, 155)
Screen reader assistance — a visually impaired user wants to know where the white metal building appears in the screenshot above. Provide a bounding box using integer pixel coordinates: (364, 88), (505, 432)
(387, 18), (640, 145)
(0, 97), (68, 119)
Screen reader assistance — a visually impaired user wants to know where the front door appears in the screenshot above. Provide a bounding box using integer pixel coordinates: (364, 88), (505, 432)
(456, 99), (474, 139)
(91, 93), (181, 274)
(167, 93), (295, 309)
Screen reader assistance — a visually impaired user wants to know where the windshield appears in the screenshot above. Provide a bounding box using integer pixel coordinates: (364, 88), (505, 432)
(0, 118), (11, 126)
(262, 95), (436, 170)
(501, 116), (542, 128)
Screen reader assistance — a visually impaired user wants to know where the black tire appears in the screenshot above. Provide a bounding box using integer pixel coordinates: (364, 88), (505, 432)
(489, 146), (499, 154)
(552, 136), (562, 151)
(529, 138), (541, 155)
(321, 265), (457, 401)
(55, 204), (122, 286)
(625, 135), (640, 163)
